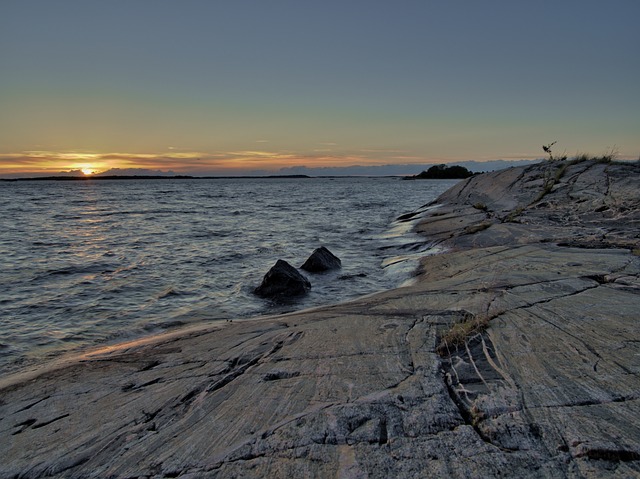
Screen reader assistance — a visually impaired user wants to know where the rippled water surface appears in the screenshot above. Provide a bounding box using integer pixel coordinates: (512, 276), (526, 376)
(0, 177), (457, 373)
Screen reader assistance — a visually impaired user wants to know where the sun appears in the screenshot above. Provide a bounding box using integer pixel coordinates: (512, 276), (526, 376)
(67, 156), (101, 175)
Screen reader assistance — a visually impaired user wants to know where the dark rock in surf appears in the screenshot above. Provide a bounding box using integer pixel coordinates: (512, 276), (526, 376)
(254, 260), (311, 298)
(301, 247), (342, 273)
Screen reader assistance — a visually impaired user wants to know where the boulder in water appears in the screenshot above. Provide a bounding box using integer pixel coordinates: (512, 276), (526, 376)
(254, 260), (311, 298)
(301, 246), (342, 272)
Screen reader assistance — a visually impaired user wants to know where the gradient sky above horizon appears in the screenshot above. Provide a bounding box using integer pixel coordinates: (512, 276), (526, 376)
(1, 0), (639, 176)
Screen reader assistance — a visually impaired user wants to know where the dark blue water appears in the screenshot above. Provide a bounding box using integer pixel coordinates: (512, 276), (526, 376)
(0, 177), (457, 373)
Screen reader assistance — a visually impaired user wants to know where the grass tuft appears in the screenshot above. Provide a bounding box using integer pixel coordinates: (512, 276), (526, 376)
(503, 206), (525, 223)
(572, 151), (616, 165)
(463, 221), (492, 235)
(437, 312), (490, 356)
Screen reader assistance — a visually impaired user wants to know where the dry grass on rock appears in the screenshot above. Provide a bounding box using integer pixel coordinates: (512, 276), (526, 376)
(436, 312), (491, 356)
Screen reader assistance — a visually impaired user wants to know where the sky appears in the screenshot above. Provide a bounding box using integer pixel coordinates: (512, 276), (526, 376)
(1, 0), (639, 177)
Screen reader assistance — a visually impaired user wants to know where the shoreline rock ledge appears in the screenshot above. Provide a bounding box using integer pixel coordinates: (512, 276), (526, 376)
(1, 159), (639, 478)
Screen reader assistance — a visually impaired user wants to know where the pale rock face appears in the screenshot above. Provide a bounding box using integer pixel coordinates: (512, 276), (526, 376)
(1, 159), (638, 478)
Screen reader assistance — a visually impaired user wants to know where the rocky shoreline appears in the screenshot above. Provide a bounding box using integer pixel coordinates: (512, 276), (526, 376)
(1, 159), (638, 478)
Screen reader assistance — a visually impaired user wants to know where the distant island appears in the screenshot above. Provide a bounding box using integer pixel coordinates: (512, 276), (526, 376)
(404, 164), (475, 180)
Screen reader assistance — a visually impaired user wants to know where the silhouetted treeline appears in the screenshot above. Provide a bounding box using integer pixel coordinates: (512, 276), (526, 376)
(405, 164), (475, 180)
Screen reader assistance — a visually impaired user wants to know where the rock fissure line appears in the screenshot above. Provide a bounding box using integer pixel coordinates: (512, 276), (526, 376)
(266, 350), (401, 363)
(513, 281), (602, 311)
(203, 343), (283, 397)
(13, 395), (52, 414)
(480, 336), (516, 389)
(529, 394), (640, 411)
(442, 370), (519, 454)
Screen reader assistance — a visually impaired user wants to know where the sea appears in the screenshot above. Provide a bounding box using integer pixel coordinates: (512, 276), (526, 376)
(0, 177), (458, 374)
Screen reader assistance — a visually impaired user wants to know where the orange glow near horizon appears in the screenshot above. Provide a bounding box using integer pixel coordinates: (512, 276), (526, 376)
(0, 148), (555, 178)
(0, 150), (395, 176)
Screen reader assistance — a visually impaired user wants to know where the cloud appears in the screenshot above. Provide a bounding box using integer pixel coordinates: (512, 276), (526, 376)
(96, 168), (177, 176)
(0, 148), (548, 179)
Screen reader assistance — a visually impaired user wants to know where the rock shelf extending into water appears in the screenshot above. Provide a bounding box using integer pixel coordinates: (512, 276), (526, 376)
(1, 159), (639, 478)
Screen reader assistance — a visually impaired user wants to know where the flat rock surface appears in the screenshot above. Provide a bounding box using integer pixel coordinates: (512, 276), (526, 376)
(1, 159), (638, 478)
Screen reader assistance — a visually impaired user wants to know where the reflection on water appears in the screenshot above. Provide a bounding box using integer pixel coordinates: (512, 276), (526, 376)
(0, 177), (458, 372)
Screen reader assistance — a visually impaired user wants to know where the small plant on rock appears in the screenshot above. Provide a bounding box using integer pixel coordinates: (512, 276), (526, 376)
(573, 147), (617, 165)
(542, 141), (567, 162)
(436, 312), (490, 356)
(542, 141), (556, 161)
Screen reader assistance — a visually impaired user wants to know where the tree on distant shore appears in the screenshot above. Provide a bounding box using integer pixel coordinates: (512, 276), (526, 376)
(408, 164), (474, 180)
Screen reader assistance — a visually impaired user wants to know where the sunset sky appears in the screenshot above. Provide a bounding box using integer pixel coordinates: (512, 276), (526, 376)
(1, 1), (639, 177)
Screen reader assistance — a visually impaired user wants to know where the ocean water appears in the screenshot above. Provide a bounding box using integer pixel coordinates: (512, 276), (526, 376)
(0, 177), (457, 373)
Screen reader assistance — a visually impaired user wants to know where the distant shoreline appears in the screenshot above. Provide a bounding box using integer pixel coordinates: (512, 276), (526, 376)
(0, 174), (458, 182)
(0, 174), (314, 182)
